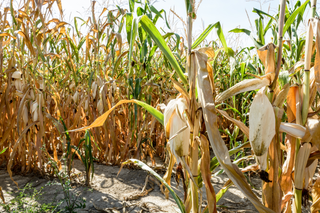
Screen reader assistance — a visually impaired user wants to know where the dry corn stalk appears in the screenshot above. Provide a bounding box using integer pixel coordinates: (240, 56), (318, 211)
(195, 50), (275, 213)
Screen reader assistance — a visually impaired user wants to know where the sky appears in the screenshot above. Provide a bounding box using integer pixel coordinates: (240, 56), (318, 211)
(2, 0), (314, 48)
(58, 0), (310, 48)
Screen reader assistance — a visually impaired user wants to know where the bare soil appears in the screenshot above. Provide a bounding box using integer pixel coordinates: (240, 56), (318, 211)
(0, 159), (311, 212)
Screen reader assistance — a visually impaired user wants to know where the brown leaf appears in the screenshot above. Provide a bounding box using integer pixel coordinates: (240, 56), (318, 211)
(286, 85), (299, 122)
(257, 43), (276, 74)
(217, 109), (249, 139)
(311, 177), (320, 212)
(0, 186), (5, 203)
(199, 135), (217, 213)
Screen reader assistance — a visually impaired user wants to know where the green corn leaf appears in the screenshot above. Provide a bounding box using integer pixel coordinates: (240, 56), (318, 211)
(210, 141), (250, 172)
(69, 99), (164, 132)
(215, 22), (234, 57)
(128, 16), (139, 72)
(129, 0), (135, 12)
(10, 0), (17, 26)
(0, 147), (7, 155)
(229, 28), (251, 36)
(216, 180), (233, 202)
(283, 0), (310, 36)
(140, 15), (187, 84)
(134, 100), (164, 125)
(252, 8), (276, 20)
(192, 23), (216, 49)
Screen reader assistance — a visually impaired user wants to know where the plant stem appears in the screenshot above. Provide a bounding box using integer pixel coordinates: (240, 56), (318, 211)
(312, 0), (317, 17)
(269, 0), (286, 92)
(294, 188), (302, 213)
(302, 0), (317, 125)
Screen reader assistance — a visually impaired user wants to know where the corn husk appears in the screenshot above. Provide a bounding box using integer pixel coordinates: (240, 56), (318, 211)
(306, 119), (320, 148)
(85, 98), (89, 111)
(12, 71), (22, 79)
(39, 79), (45, 91)
(14, 79), (24, 91)
(279, 122), (306, 139)
(31, 101), (38, 122)
(163, 97), (190, 161)
(304, 159), (318, 189)
(273, 83), (290, 107)
(22, 104), (28, 124)
(249, 87), (275, 170)
(30, 89), (35, 100)
(92, 81), (98, 99)
(97, 99), (103, 115)
(72, 91), (79, 103)
(294, 143), (312, 190)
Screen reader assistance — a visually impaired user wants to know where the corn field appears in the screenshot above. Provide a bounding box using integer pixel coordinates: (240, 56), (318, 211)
(2, 0), (320, 212)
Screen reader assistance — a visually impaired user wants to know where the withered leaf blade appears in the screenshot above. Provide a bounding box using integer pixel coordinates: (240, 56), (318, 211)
(312, 177), (320, 213)
(195, 50), (275, 213)
(215, 77), (270, 103)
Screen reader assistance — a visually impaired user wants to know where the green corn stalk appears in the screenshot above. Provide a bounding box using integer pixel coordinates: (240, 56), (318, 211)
(72, 130), (96, 186)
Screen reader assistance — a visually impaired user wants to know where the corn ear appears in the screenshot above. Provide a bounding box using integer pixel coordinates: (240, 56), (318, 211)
(164, 98), (190, 160)
(249, 87), (275, 167)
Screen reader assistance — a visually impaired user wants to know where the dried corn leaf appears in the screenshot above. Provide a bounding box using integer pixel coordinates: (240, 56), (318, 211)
(273, 83), (290, 107)
(7, 122), (39, 188)
(312, 176), (320, 213)
(287, 85), (299, 122)
(0, 186), (4, 203)
(217, 109), (249, 138)
(215, 77), (271, 103)
(199, 134), (217, 213)
(257, 43), (276, 74)
(280, 136), (296, 198)
(161, 144), (176, 199)
(306, 119), (320, 148)
(195, 50), (275, 213)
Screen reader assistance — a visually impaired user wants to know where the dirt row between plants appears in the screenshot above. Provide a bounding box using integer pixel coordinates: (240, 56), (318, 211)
(0, 159), (301, 213)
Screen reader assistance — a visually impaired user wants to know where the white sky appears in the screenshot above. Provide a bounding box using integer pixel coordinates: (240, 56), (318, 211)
(2, 0), (315, 48)
(59, 0), (312, 48)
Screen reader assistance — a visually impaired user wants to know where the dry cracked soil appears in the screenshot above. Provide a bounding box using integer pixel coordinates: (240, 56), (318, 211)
(0, 159), (311, 213)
